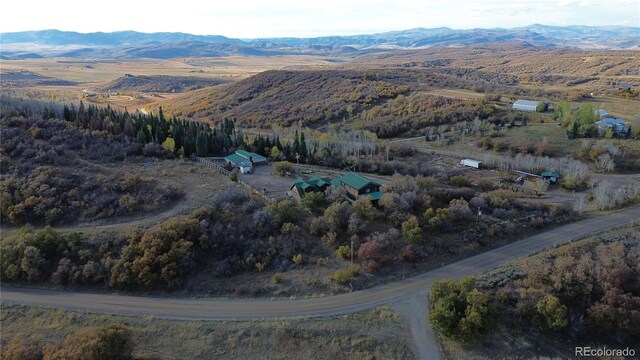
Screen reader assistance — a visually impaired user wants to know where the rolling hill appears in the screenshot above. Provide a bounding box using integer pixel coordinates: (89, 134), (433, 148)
(97, 75), (230, 93)
(153, 44), (639, 136)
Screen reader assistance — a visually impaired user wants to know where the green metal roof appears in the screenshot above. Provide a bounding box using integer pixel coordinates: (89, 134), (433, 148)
(291, 177), (330, 198)
(224, 153), (246, 165)
(541, 171), (560, 178)
(235, 150), (266, 162)
(307, 176), (330, 187)
(333, 172), (379, 190)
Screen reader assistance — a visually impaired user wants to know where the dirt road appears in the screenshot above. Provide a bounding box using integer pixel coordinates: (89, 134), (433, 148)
(4, 205), (639, 359)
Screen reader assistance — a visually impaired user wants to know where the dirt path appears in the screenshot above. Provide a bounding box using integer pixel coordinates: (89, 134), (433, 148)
(391, 291), (441, 360)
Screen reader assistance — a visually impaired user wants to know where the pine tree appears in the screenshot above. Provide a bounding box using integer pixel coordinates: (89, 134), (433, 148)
(299, 132), (308, 162)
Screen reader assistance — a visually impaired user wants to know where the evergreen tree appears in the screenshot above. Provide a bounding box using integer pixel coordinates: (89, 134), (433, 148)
(299, 132), (308, 162)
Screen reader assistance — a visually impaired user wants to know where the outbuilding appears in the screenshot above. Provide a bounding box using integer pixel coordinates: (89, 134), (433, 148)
(595, 118), (630, 135)
(224, 149), (268, 173)
(512, 99), (539, 112)
(541, 171), (560, 184)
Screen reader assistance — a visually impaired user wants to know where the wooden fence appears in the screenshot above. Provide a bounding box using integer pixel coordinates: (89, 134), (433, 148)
(191, 156), (230, 175)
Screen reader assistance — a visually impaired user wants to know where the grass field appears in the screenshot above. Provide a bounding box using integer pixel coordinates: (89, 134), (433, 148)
(0, 305), (413, 360)
(1, 56), (339, 86)
(499, 123), (580, 156)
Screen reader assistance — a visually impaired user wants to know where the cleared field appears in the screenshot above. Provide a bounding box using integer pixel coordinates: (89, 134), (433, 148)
(0, 305), (413, 360)
(498, 123), (580, 156)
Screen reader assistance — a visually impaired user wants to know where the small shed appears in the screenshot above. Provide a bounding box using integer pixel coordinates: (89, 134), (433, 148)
(541, 171), (560, 184)
(512, 99), (539, 112)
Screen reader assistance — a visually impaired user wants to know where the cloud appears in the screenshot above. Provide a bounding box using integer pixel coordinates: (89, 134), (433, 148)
(1, 0), (637, 36)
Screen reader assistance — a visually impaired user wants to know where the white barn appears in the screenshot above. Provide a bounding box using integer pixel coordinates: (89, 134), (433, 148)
(512, 100), (538, 112)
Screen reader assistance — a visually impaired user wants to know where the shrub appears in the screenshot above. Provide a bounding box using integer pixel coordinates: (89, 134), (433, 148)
(481, 189), (517, 208)
(401, 246), (417, 262)
(449, 176), (472, 187)
(42, 325), (133, 360)
(424, 208), (451, 229)
(401, 215), (424, 244)
(332, 264), (359, 285)
(357, 242), (381, 261)
(292, 254), (303, 265)
(335, 245), (350, 260)
(1, 337), (42, 360)
(448, 198), (472, 221)
(300, 191), (327, 214)
(109, 216), (200, 288)
(229, 170), (238, 182)
(269, 200), (302, 224)
(534, 294), (568, 331)
(273, 161), (293, 176)
(352, 196), (374, 219)
(365, 261), (380, 273)
(429, 277), (492, 341)
(273, 272), (283, 284)
(416, 176), (439, 189)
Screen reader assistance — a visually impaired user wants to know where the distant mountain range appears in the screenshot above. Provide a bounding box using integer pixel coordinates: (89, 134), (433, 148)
(1, 25), (638, 59)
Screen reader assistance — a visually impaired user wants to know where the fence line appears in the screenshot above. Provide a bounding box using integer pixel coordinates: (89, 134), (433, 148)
(191, 156), (277, 203)
(191, 155), (230, 175)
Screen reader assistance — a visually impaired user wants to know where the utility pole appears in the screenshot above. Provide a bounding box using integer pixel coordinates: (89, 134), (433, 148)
(350, 237), (354, 265)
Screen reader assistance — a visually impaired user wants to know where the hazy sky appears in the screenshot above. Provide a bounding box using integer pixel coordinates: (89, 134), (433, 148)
(2, 0), (638, 37)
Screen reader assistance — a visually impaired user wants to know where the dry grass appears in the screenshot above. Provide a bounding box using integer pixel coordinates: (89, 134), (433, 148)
(0, 305), (413, 360)
(498, 123), (580, 156)
(0, 56), (339, 86)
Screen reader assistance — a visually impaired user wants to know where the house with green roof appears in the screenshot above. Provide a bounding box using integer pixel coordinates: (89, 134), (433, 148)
(290, 176), (331, 200)
(331, 172), (383, 202)
(224, 150), (268, 173)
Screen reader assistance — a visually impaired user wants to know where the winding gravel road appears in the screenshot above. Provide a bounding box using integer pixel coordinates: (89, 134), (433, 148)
(3, 205), (639, 359)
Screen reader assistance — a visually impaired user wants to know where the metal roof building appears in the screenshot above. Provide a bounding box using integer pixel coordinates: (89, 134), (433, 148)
(512, 99), (539, 112)
(595, 118), (630, 134)
(224, 150), (267, 166)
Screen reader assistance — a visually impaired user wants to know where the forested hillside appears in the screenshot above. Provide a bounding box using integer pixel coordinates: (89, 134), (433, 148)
(98, 75), (229, 93)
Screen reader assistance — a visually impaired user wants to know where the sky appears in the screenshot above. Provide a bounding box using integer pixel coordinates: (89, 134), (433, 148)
(1, 0), (638, 37)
